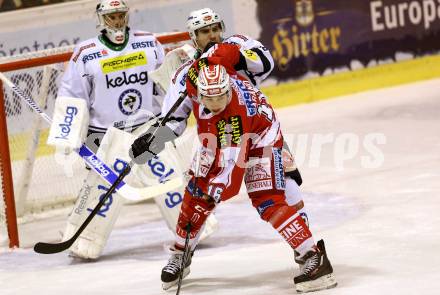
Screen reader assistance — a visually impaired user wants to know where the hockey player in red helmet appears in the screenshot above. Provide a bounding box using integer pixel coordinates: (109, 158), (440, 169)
(161, 61), (336, 292)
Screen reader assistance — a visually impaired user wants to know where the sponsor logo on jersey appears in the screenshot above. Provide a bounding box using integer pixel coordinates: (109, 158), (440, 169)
(82, 49), (109, 64)
(192, 147), (215, 177)
(172, 59), (192, 84)
(106, 70), (148, 88)
(55, 106), (78, 140)
(245, 158), (273, 193)
(118, 88), (142, 115)
(246, 179), (273, 193)
(72, 43), (96, 62)
(273, 148), (285, 190)
(131, 41), (155, 49)
(216, 115), (243, 148)
(187, 58), (209, 90)
(234, 80), (257, 116)
(100, 51), (147, 74)
(243, 49), (259, 61)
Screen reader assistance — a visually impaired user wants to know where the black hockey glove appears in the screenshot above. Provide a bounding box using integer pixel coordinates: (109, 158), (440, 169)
(129, 124), (177, 164)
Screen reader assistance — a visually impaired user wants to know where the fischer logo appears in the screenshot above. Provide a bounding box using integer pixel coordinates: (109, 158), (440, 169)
(86, 155), (110, 177)
(55, 106), (78, 140)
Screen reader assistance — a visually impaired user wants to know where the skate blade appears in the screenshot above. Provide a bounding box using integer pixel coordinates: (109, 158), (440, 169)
(162, 267), (190, 291)
(295, 273), (337, 293)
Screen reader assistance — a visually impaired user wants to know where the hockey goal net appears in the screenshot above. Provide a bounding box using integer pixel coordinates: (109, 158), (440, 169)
(0, 32), (190, 248)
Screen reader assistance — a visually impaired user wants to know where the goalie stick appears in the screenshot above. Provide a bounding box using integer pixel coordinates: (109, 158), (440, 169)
(33, 89), (189, 254)
(0, 71), (181, 201)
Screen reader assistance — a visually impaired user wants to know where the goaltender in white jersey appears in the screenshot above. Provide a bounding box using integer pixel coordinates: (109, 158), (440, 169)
(52, 0), (217, 260)
(58, 28), (164, 137)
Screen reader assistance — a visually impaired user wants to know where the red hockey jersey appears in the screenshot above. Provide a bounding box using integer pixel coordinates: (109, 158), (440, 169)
(187, 75), (284, 202)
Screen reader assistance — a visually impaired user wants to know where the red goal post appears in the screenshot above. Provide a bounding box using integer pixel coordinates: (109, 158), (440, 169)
(0, 31), (190, 249)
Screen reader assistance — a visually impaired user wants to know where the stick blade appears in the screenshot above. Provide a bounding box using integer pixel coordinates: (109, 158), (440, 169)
(34, 240), (73, 254)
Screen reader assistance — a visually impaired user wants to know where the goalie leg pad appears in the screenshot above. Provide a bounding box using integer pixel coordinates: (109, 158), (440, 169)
(63, 127), (133, 259)
(131, 125), (218, 244)
(63, 171), (125, 259)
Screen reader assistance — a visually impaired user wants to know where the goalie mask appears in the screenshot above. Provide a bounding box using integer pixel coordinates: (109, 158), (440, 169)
(96, 0), (129, 44)
(197, 64), (231, 115)
(187, 8), (225, 50)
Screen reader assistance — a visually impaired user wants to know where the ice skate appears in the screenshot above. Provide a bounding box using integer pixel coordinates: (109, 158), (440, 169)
(161, 246), (193, 290)
(294, 239), (337, 293)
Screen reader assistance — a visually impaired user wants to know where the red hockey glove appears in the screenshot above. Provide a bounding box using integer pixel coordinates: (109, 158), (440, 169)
(208, 43), (242, 74)
(177, 188), (216, 236)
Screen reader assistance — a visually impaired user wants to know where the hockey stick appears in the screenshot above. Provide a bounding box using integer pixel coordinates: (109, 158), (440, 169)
(33, 90), (188, 254)
(176, 223), (192, 295)
(0, 71), (180, 201)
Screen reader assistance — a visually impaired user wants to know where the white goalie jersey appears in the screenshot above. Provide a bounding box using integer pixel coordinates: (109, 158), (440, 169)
(58, 30), (165, 133)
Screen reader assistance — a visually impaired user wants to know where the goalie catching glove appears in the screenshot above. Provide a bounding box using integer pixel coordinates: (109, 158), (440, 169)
(129, 123), (177, 164)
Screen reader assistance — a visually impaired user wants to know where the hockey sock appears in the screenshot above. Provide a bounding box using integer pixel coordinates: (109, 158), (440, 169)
(285, 177), (310, 227)
(269, 206), (315, 257)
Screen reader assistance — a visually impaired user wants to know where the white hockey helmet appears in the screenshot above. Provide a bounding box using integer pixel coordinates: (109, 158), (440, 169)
(186, 8), (225, 49)
(96, 0), (129, 44)
(197, 64), (231, 102)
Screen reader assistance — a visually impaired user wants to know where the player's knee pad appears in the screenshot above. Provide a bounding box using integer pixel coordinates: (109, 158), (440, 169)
(284, 177), (303, 206)
(250, 194), (288, 222)
(175, 188), (215, 248)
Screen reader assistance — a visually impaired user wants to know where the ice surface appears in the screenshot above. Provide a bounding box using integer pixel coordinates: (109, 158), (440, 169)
(1, 78), (440, 295)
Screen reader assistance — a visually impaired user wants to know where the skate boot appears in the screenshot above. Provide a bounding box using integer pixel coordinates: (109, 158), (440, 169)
(294, 239), (337, 293)
(161, 246), (194, 290)
(294, 250), (306, 273)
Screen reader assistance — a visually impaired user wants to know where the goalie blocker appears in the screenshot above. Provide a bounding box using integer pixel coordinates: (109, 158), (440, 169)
(47, 96), (89, 149)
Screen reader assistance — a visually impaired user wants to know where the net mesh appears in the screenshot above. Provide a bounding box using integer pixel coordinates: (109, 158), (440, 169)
(3, 62), (85, 219)
(0, 159), (8, 247)
(0, 32), (191, 228)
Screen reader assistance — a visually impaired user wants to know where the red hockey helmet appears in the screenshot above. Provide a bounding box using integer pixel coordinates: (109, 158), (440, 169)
(197, 64), (232, 114)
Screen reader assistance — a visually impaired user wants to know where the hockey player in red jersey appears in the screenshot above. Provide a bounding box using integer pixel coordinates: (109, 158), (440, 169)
(159, 6), (311, 272)
(130, 55), (337, 292)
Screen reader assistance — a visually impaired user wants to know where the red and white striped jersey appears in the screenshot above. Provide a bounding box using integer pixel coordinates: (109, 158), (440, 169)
(188, 76), (283, 202)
